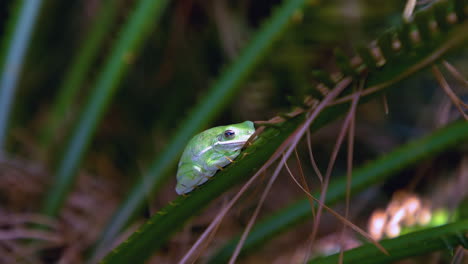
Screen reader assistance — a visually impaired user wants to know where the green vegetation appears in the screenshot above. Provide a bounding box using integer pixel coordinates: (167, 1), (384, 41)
(0, 0), (467, 263)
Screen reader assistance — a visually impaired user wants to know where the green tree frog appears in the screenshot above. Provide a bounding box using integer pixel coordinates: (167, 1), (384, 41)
(176, 121), (255, 195)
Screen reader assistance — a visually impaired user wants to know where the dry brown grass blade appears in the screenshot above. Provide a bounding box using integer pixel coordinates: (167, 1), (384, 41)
(431, 65), (468, 120)
(58, 243), (83, 264)
(177, 165), (263, 264)
(282, 157), (315, 263)
(294, 149), (310, 192)
(0, 229), (62, 243)
(193, 213), (224, 264)
(382, 94), (389, 115)
(247, 126), (265, 146)
(0, 212), (58, 228)
(345, 91), (359, 216)
(339, 87), (361, 264)
(306, 129), (324, 185)
(227, 78), (354, 264)
(403, 0), (417, 21)
(344, 85), (362, 217)
(294, 148), (315, 216)
(443, 61), (468, 88)
(305, 85), (363, 264)
(228, 153), (290, 264)
(451, 246), (466, 264)
(283, 160), (389, 256)
(308, 88), (361, 252)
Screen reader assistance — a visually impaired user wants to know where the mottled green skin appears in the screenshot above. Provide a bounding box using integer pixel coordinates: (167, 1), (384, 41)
(176, 121), (255, 194)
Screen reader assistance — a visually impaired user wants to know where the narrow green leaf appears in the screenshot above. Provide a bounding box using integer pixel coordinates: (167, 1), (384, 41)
(0, 0), (44, 150)
(40, 0), (122, 148)
(310, 220), (468, 264)
(100, 1), (468, 261)
(41, 0), (169, 216)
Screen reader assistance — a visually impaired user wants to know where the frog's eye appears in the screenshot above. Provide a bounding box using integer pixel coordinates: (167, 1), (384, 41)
(224, 130), (235, 139)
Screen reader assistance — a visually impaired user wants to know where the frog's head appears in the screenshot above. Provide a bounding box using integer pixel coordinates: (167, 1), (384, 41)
(213, 121), (255, 151)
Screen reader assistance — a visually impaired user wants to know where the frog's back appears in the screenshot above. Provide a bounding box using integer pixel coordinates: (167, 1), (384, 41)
(177, 126), (223, 174)
(179, 130), (215, 165)
(176, 128), (222, 194)
(175, 122), (254, 194)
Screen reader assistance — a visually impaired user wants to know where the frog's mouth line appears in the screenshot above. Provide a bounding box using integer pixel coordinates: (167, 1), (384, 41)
(215, 139), (248, 149)
(196, 140), (248, 156)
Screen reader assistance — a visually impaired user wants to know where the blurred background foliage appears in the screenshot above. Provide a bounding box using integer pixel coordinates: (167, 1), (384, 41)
(0, 0), (467, 263)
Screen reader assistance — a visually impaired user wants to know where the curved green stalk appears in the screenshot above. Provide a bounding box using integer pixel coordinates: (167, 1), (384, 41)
(100, 114), (306, 264)
(93, 0), (310, 256)
(309, 219), (468, 264)
(0, 0), (44, 150)
(100, 1), (468, 262)
(41, 0), (169, 216)
(208, 121), (468, 263)
(39, 0), (122, 148)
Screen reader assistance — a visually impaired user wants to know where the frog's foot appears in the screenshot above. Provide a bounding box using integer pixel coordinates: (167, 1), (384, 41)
(198, 176), (210, 186)
(180, 176), (212, 195)
(215, 165), (224, 170)
(240, 152), (249, 158)
(224, 156), (234, 163)
(176, 182), (194, 195)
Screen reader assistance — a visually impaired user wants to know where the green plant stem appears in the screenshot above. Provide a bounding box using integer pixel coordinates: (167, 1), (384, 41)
(0, 0), (44, 151)
(41, 0), (169, 216)
(40, 0), (121, 149)
(100, 1), (468, 259)
(309, 220), (468, 264)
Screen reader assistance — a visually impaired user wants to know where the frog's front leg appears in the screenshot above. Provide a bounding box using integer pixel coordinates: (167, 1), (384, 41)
(203, 149), (241, 171)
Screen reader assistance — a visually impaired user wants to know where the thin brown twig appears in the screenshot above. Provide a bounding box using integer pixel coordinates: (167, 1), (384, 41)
(431, 65), (468, 120)
(339, 87), (361, 264)
(346, 93), (358, 215)
(58, 243), (83, 264)
(294, 148), (316, 220)
(294, 149), (310, 194)
(192, 207), (225, 264)
(306, 129), (324, 185)
(283, 156), (388, 256)
(382, 94), (389, 115)
(0, 213), (58, 228)
(228, 153), (290, 264)
(0, 229), (62, 243)
(177, 167), (261, 264)
(443, 60), (468, 88)
(450, 246), (465, 264)
(403, 0), (417, 21)
(307, 89), (361, 251)
(284, 153), (318, 262)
